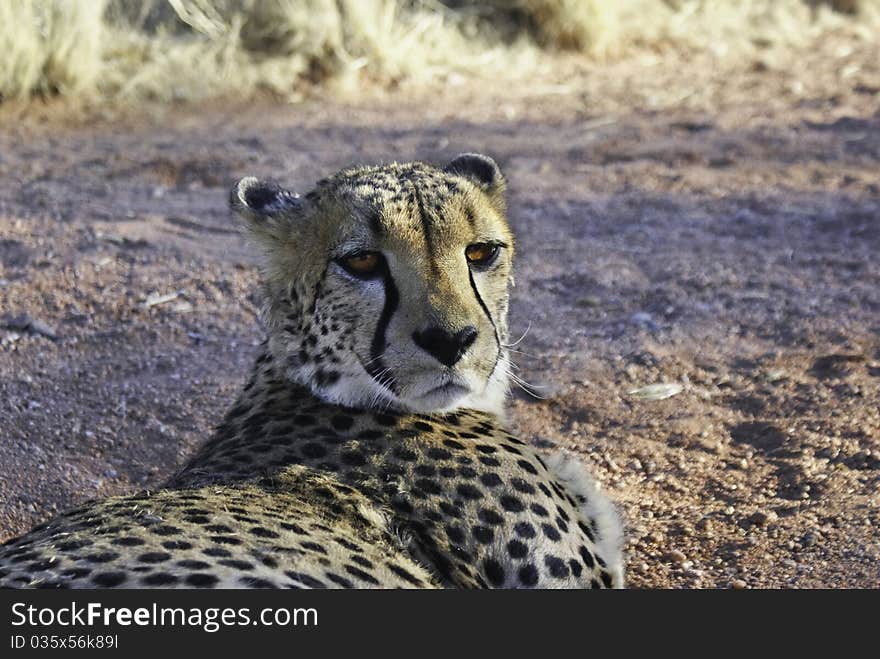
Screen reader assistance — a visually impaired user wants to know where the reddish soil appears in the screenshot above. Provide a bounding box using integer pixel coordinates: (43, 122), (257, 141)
(1, 37), (878, 587)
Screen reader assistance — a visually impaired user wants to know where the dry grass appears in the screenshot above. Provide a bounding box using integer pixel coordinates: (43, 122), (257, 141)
(0, 0), (106, 101)
(0, 0), (878, 105)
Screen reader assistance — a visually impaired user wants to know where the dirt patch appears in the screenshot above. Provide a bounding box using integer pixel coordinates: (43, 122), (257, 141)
(1, 39), (878, 588)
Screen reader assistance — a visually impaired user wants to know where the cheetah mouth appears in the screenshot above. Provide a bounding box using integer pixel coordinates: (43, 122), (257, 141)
(407, 379), (472, 410)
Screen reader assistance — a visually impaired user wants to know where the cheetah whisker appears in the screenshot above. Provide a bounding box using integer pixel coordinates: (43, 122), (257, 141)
(502, 321), (532, 349)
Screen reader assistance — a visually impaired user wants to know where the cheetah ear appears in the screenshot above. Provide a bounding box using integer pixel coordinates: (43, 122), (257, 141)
(230, 177), (303, 238)
(443, 153), (505, 197)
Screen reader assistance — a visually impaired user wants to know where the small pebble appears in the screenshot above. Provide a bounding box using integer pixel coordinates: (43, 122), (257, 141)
(764, 369), (787, 383)
(28, 319), (58, 340)
(747, 510), (777, 526)
(2, 313), (57, 340)
(801, 532), (818, 547)
(630, 311), (658, 331)
(731, 579), (747, 589)
(667, 549), (687, 564)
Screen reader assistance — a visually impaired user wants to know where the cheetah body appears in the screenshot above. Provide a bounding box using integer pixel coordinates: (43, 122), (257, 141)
(0, 155), (624, 589)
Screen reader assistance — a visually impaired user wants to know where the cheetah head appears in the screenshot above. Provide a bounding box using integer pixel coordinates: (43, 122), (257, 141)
(231, 154), (514, 416)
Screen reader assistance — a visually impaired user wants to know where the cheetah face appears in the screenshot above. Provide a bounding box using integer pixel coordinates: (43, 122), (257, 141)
(231, 154), (514, 415)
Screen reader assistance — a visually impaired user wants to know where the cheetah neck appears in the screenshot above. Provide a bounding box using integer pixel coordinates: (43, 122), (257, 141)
(169, 352), (509, 489)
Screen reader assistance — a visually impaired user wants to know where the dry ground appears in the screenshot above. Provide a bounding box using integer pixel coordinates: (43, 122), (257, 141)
(1, 38), (878, 588)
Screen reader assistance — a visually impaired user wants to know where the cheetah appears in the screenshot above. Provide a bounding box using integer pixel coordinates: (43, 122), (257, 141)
(0, 154), (624, 589)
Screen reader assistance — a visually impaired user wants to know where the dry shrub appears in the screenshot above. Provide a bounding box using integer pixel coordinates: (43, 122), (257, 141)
(474, 0), (880, 55)
(0, 0), (106, 100)
(0, 0), (877, 105)
(98, 0), (516, 102)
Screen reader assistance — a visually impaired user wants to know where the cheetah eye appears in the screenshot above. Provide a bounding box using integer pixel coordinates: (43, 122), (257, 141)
(465, 243), (500, 268)
(338, 251), (383, 279)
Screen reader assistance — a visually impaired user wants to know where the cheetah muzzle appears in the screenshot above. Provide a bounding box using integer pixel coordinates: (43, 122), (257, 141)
(0, 154), (625, 589)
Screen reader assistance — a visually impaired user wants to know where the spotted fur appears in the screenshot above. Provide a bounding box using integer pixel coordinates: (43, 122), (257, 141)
(0, 154), (624, 589)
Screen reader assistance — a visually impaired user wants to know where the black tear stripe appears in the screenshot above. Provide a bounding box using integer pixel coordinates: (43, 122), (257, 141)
(468, 268), (502, 377)
(412, 184), (440, 277)
(365, 260), (399, 393)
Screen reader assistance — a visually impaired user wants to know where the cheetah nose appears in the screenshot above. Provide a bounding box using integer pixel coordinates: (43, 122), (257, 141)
(412, 326), (478, 367)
